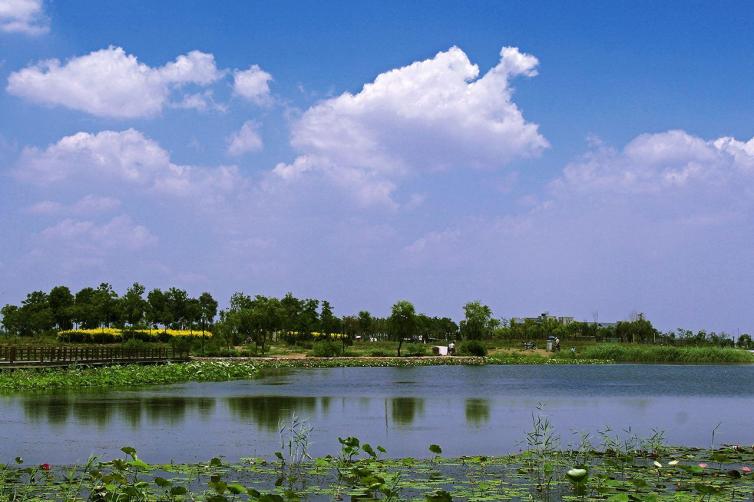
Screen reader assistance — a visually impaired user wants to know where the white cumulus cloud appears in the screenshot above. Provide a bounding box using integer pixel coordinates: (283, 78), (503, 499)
(15, 129), (245, 203)
(275, 45), (548, 208)
(553, 130), (754, 197)
(7, 46), (223, 118)
(227, 121), (263, 156)
(233, 65), (272, 104)
(0, 0), (48, 35)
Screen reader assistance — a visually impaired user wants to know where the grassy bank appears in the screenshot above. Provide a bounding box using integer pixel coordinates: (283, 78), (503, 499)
(1, 344), (751, 391)
(0, 360), (260, 392)
(558, 343), (754, 364)
(0, 357), (485, 392)
(3, 439), (753, 500)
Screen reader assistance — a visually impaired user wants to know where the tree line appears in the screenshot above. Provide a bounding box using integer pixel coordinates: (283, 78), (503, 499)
(0, 283), (218, 336)
(1, 286), (750, 349)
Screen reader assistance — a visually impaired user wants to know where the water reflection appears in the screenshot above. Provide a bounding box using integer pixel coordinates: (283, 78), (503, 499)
(8, 365), (754, 465)
(465, 399), (490, 427)
(23, 396), (216, 428)
(390, 397), (425, 426)
(226, 396), (318, 431)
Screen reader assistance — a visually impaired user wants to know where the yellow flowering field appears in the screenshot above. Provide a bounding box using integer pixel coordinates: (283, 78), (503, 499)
(58, 328), (212, 338)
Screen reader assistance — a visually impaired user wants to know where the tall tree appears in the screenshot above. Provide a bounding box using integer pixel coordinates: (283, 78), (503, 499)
(18, 291), (54, 336)
(198, 292), (218, 333)
(121, 283), (147, 327)
(48, 285), (74, 330)
(319, 300), (338, 337)
(1, 305), (21, 336)
(73, 287), (98, 329)
(389, 300), (416, 356)
(357, 310), (373, 340)
(147, 288), (170, 330)
(459, 301), (496, 340)
(166, 287), (189, 329)
(93, 283), (120, 329)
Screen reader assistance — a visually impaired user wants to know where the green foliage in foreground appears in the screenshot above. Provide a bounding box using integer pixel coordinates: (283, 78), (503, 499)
(559, 343), (754, 364)
(2, 440), (754, 501)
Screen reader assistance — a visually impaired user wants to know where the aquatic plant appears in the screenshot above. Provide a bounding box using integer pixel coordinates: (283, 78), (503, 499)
(3, 438), (754, 500)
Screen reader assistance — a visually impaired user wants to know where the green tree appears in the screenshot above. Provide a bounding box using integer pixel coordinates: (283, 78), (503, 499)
(73, 287), (98, 329)
(147, 288), (171, 330)
(1, 305), (21, 336)
(389, 300), (416, 356)
(93, 283), (120, 329)
(459, 301), (496, 340)
(297, 298), (319, 338)
(738, 333), (752, 349)
(615, 316), (657, 343)
(19, 291), (54, 336)
(357, 310), (373, 340)
(166, 287), (189, 329)
(319, 300), (338, 337)
(198, 292), (218, 333)
(48, 286), (74, 331)
(120, 283), (147, 327)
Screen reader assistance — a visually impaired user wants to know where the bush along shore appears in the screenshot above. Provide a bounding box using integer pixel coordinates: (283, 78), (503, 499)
(555, 343), (754, 364)
(2, 432), (753, 500)
(0, 357), (487, 392)
(2, 343), (753, 392)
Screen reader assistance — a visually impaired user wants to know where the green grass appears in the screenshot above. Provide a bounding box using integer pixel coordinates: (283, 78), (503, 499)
(0, 356), (485, 392)
(0, 360), (260, 392)
(1, 343), (750, 392)
(557, 343), (754, 364)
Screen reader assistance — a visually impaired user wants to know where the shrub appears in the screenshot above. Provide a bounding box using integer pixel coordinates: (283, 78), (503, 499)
(458, 340), (487, 357)
(122, 338), (147, 350)
(369, 350), (388, 357)
(571, 343), (754, 363)
(403, 343), (428, 357)
(310, 339), (342, 357)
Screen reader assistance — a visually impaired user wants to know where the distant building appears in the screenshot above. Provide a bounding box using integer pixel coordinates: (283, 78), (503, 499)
(509, 312), (617, 328)
(511, 312), (576, 326)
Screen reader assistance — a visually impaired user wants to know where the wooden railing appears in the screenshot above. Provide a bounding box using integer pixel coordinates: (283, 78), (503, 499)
(0, 345), (189, 367)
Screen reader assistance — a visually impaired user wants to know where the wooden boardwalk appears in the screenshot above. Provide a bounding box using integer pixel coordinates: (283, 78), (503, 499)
(0, 345), (189, 369)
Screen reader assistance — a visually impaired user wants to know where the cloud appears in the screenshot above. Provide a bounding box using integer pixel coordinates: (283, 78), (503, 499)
(173, 90), (227, 112)
(275, 46), (548, 208)
(226, 121), (263, 156)
(553, 130), (754, 199)
(7, 47), (223, 118)
(39, 215), (157, 252)
(15, 129), (245, 202)
(233, 64), (272, 104)
(400, 129), (754, 330)
(0, 0), (48, 35)
(25, 195), (121, 215)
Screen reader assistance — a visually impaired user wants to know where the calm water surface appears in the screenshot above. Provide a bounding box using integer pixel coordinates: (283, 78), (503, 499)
(2, 364), (753, 464)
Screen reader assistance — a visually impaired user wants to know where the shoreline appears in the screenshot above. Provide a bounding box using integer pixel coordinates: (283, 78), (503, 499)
(2, 352), (753, 392)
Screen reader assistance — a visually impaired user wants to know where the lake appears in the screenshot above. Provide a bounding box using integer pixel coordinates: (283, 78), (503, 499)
(2, 364), (753, 464)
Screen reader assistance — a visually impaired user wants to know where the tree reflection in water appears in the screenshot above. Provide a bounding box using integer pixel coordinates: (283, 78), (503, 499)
(390, 397), (425, 426)
(465, 398), (490, 427)
(225, 396), (318, 431)
(23, 396), (216, 429)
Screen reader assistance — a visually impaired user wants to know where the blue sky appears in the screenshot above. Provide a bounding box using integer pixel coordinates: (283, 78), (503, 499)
(2, 1), (754, 332)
